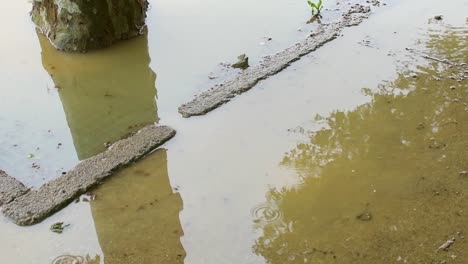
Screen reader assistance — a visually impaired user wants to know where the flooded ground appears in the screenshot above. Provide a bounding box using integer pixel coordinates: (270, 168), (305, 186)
(0, 0), (467, 263)
(0, 0), (317, 187)
(256, 28), (468, 263)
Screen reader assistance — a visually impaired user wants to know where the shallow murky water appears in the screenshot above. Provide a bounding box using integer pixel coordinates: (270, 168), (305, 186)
(0, 0), (318, 188)
(1, 33), (159, 186)
(0, 0), (467, 263)
(255, 31), (468, 263)
(39, 35), (159, 161)
(90, 150), (185, 263)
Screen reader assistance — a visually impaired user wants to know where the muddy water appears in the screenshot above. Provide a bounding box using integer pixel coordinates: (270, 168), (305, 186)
(1, 0), (468, 263)
(0, 19), (159, 187)
(255, 31), (468, 263)
(39, 35), (159, 161)
(1, 34), (159, 186)
(0, 0), (315, 188)
(86, 20), (467, 264)
(91, 150), (185, 264)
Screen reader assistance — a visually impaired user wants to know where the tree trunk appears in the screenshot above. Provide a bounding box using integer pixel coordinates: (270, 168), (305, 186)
(31, 0), (149, 52)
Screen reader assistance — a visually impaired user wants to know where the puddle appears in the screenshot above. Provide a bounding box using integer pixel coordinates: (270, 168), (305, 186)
(39, 34), (159, 161)
(90, 149), (185, 263)
(1, 25), (160, 188)
(0, 0), (467, 263)
(255, 27), (468, 264)
(0, 0), (323, 188)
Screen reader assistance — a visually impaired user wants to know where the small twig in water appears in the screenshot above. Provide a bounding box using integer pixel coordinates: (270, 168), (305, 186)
(405, 48), (455, 65)
(437, 238), (456, 252)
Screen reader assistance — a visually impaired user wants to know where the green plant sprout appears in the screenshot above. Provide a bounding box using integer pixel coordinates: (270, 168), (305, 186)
(307, 0), (323, 15)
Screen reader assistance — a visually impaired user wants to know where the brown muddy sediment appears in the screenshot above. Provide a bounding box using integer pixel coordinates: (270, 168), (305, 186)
(1, 125), (175, 226)
(178, 4), (373, 118)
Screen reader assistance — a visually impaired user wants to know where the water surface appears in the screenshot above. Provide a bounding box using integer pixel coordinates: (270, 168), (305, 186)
(0, 0), (467, 263)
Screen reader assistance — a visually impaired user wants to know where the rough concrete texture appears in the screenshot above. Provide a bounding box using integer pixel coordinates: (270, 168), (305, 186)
(178, 4), (372, 118)
(0, 171), (29, 206)
(31, 0), (149, 52)
(2, 125), (175, 226)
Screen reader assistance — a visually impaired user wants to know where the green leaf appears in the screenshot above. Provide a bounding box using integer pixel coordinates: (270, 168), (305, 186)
(307, 0), (324, 13)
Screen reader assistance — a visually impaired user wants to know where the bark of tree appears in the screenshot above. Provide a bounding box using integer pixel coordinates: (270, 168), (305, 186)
(31, 0), (149, 52)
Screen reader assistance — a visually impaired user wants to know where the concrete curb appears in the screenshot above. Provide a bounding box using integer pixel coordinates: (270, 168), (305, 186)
(0, 171), (29, 206)
(178, 4), (372, 118)
(1, 125), (176, 226)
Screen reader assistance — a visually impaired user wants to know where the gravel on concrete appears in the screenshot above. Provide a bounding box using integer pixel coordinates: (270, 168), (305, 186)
(178, 4), (372, 118)
(2, 125), (176, 226)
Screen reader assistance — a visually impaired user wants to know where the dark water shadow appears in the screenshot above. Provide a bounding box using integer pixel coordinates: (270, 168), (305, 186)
(90, 149), (185, 263)
(38, 34), (158, 160)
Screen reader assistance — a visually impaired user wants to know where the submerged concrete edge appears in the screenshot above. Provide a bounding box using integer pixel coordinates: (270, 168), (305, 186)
(1, 125), (176, 226)
(0, 171), (29, 206)
(178, 4), (373, 118)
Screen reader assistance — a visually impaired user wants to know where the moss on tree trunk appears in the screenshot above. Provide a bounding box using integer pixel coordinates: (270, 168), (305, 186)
(31, 0), (149, 52)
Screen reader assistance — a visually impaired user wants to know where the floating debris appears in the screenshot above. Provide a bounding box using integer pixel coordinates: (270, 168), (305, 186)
(437, 237), (455, 252)
(367, 0), (381, 6)
(231, 54), (250, 70)
(356, 211), (373, 221)
(208, 73), (217, 80)
(50, 222), (70, 234)
(85, 192), (96, 201)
